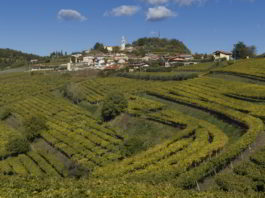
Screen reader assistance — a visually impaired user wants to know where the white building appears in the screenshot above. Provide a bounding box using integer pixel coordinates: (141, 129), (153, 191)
(120, 36), (126, 51)
(30, 59), (38, 64)
(125, 46), (134, 53)
(83, 56), (94, 65)
(213, 51), (233, 61)
(104, 46), (113, 52)
(71, 54), (82, 63)
(67, 63), (72, 71)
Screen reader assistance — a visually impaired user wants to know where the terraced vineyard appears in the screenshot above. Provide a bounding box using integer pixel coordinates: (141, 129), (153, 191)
(0, 58), (265, 198)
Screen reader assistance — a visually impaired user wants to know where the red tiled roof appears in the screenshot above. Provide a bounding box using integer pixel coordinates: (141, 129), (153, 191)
(104, 65), (121, 70)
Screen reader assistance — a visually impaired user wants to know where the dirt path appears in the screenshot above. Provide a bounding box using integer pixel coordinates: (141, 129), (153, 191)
(199, 130), (265, 191)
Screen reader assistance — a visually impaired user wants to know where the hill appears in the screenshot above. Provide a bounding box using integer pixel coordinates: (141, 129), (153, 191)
(132, 37), (191, 55)
(0, 58), (265, 197)
(0, 48), (40, 69)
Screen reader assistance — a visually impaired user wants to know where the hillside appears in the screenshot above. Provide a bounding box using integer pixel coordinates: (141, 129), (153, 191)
(0, 58), (265, 197)
(0, 48), (40, 69)
(132, 37), (191, 55)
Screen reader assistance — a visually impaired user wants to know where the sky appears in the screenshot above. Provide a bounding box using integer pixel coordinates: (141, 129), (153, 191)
(0, 0), (264, 56)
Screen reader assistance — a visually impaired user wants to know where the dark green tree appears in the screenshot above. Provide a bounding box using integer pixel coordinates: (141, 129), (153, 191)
(132, 37), (191, 54)
(6, 135), (30, 155)
(93, 43), (108, 53)
(0, 107), (11, 120)
(232, 42), (256, 59)
(23, 116), (48, 142)
(61, 83), (86, 104)
(101, 92), (128, 121)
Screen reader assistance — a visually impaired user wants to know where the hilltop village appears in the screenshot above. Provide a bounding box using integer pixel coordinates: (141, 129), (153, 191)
(27, 37), (234, 73)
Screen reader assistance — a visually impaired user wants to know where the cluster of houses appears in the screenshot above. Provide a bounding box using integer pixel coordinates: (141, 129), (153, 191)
(67, 52), (129, 71)
(67, 52), (204, 72)
(30, 47), (234, 72)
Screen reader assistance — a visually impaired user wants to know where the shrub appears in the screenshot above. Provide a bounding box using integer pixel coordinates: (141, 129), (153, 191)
(6, 135), (30, 155)
(23, 116), (48, 142)
(118, 72), (198, 81)
(215, 174), (255, 193)
(101, 92), (128, 121)
(146, 67), (172, 72)
(61, 83), (86, 104)
(0, 108), (11, 120)
(121, 137), (146, 157)
(227, 60), (235, 65)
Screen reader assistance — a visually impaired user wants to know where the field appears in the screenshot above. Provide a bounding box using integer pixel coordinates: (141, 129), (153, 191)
(0, 58), (265, 197)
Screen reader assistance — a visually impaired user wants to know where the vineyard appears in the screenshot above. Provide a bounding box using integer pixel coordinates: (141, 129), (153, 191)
(0, 58), (265, 197)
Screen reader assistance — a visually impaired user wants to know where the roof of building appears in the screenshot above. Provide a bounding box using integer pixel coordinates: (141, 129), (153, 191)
(104, 65), (121, 70)
(214, 50), (232, 55)
(178, 54), (193, 58)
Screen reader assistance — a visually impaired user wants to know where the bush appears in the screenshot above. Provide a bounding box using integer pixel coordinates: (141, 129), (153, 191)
(23, 116), (48, 142)
(121, 137), (146, 157)
(6, 135), (30, 155)
(227, 60), (235, 65)
(0, 108), (11, 120)
(118, 72), (198, 81)
(215, 174), (255, 193)
(61, 83), (86, 104)
(101, 92), (128, 121)
(146, 67), (172, 73)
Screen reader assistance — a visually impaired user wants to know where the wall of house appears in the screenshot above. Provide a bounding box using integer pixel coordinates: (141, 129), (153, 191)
(214, 53), (232, 61)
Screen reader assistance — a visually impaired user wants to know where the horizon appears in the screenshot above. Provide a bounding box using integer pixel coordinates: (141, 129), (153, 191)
(1, 0), (264, 56)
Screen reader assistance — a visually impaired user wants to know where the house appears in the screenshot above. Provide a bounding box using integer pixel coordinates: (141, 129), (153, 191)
(104, 64), (123, 70)
(213, 51), (233, 61)
(142, 54), (160, 62)
(169, 54), (193, 62)
(30, 59), (38, 64)
(104, 46), (113, 52)
(83, 56), (94, 65)
(125, 46), (134, 53)
(31, 65), (57, 72)
(118, 59), (126, 64)
(178, 54), (194, 61)
(71, 54), (83, 63)
(114, 54), (129, 61)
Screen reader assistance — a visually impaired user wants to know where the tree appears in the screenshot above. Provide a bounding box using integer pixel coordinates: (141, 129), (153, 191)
(132, 37), (191, 54)
(23, 116), (48, 142)
(61, 83), (86, 104)
(232, 42), (256, 59)
(101, 92), (128, 121)
(93, 42), (108, 53)
(6, 135), (30, 155)
(0, 107), (11, 120)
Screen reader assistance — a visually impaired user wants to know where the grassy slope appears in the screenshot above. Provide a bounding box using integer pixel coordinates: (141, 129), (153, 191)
(0, 59), (265, 197)
(144, 94), (243, 143)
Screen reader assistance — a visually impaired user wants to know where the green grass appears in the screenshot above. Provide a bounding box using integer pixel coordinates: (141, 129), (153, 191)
(144, 94), (244, 143)
(106, 114), (180, 157)
(78, 101), (102, 120)
(207, 72), (265, 85)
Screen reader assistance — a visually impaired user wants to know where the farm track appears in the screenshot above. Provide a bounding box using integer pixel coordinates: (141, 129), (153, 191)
(199, 130), (265, 191)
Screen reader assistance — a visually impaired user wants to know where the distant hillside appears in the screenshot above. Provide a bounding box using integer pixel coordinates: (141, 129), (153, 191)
(132, 37), (191, 55)
(0, 48), (40, 69)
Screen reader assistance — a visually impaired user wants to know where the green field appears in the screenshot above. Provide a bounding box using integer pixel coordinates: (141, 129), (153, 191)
(0, 58), (265, 197)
